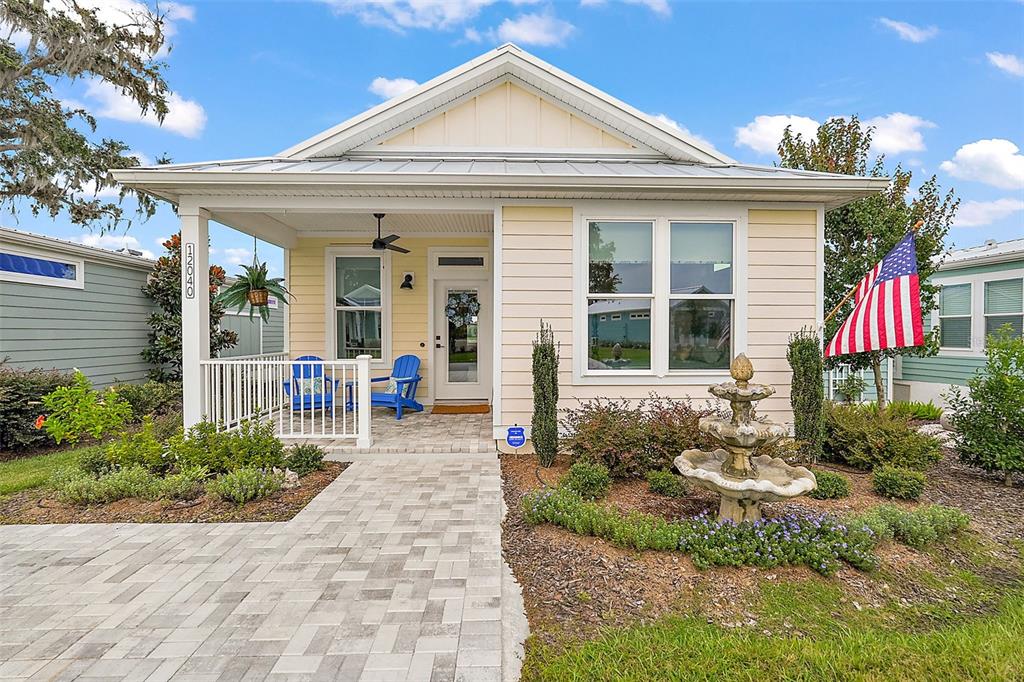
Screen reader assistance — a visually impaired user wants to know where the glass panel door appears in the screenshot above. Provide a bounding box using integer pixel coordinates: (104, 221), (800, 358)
(445, 288), (480, 383)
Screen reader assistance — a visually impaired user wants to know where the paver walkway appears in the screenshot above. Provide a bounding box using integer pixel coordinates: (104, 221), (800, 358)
(0, 458), (505, 681)
(284, 411), (495, 455)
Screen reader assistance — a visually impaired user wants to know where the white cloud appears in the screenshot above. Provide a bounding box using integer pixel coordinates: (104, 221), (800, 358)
(734, 114), (820, 155)
(648, 113), (712, 148)
(878, 18), (939, 43)
(495, 11), (575, 46)
(220, 248), (253, 268)
(954, 198), (1024, 228)
(940, 139), (1024, 190)
(986, 52), (1024, 77)
(864, 112), (936, 155)
(76, 233), (155, 259)
(368, 76), (419, 100)
(464, 27), (483, 42)
(85, 80), (206, 138)
(580, 0), (671, 15)
(320, 0), (496, 31)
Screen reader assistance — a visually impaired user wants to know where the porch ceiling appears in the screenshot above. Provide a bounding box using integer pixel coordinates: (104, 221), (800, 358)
(234, 211), (494, 234)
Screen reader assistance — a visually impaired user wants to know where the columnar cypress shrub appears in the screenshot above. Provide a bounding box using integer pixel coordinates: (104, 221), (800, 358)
(787, 329), (825, 461)
(532, 320), (560, 466)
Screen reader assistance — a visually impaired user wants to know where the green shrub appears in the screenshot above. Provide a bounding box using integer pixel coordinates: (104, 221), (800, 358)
(207, 467), (284, 504)
(852, 504), (969, 549)
(822, 402), (941, 472)
(111, 381), (182, 421)
(787, 329), (825, 460)
(872, 464), (926, 500)
(947, 327), (1024, 486)
(51, 465), (162, 504)
(40, 371), (132, 444)
(885, 401), (943, 422)
(807, 470), (850, 500)
(0, 363), (74, 451)
(287, 443), (326, 476)
(77, 446), (113, 477)
(521, 487), (878, 576)
(226, 419), (286, 470)
(159, 465), (208, 501)
(562, 396), (717, 478)
(834, 373), (866, 404)
(532, 321), (560, 466)
(167, 420), (232, 473)
(560, 460), (610, 500)
(104, 417), (166, 472)
(646, 469), (687, 497)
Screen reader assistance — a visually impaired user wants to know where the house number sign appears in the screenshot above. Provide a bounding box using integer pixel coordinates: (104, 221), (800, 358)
(184, 242), (196, 299)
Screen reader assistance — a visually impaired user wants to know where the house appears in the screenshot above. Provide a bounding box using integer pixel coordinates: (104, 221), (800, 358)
(0, 226), (283, 384)
(893, 237), (1024, 406)
(111, 44), (887, 449)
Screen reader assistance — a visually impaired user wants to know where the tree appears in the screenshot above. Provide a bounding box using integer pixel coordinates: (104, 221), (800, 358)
(532, 320), (560, 466)
(787, 328), (824, 461)
(142, 234), (237, 380)
(1, 0), (172, 230)
(778, 116), (959, 406)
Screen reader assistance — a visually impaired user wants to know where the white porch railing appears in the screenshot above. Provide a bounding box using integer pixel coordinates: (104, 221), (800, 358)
(200, 354), (372, 445)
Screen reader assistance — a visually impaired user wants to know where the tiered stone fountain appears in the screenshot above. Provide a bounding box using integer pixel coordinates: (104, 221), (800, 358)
(674, 354), (817, 523)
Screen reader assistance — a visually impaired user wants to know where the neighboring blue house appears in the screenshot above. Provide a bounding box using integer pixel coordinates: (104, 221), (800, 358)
(893, 238), (1024, 406)
(0, 227), (284, 386)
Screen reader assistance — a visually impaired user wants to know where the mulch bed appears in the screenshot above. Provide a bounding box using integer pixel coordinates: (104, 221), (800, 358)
(0, 462), (349, 524)
(501, 452), (1024, 642)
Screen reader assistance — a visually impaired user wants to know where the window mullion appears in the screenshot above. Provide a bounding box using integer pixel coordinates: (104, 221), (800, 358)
(653, 218), (669, 377)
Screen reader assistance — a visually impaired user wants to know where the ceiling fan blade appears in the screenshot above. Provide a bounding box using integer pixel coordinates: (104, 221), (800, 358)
(385, 243), (410, 254)
(381, 234), (401, 244)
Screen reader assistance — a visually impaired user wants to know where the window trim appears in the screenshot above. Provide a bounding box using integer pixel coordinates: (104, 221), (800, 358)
(324, 247), (391, 366)
(0, 244), (84, 289)
(983, 277), (1023, 346)
(938, 282), (972, 351)
(928, 268), (1024, 358)
(575, 210), (747, 384)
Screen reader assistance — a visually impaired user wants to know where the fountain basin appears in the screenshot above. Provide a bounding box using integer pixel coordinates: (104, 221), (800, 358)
(675, 449), (817, 523)
(699, 416), (788, 450)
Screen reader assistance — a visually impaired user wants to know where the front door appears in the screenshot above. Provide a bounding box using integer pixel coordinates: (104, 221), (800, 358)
(433, 280), (491, 401)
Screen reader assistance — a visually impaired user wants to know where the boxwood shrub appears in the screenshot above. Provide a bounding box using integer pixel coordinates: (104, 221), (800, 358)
(872, 464), (927, 500)
(808, 470), (851, 500)
(560, 460), (611, 500)
(823, 402), (941, 472)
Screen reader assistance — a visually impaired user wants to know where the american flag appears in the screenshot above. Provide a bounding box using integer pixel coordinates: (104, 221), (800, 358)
(825, 232), (925, 358)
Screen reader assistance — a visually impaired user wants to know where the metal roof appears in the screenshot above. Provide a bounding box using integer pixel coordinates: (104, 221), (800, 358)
(940, 237), (1024, 270)
(0, 226), (155, 269)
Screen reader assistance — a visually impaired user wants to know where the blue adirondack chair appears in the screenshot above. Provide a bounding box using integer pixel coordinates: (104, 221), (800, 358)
(282, 355), (340, 411)
(346, 354), (424, 420)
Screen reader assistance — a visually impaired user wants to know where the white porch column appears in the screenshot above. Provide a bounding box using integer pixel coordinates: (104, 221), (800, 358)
(180, 208), (210, 428)
(356, 354), (372, 448)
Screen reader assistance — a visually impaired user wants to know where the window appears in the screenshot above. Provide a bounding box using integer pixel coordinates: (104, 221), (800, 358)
(583, 218), (736, 375)
(668, 222), (733, 370)
(587, 221), (653, 371)
(939, 283), (971, 349)
(437, 256), (485, 267)
(334, 255), (384, 359)
(0, 249), (83, 289)
(984, 278), (1023, 342)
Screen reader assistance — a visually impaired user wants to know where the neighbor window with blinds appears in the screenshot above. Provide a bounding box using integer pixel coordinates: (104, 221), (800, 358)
(984, 278), (1023, 342)
(585, 218), (735, 374)
(939, 283), (972, 349)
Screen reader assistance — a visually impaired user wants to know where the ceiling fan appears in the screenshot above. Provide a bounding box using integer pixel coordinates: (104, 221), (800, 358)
(370, 213), (409, 254)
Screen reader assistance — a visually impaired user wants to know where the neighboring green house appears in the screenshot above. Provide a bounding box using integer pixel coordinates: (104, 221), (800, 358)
(893, 237), (1024, 406)
(0, 227), (284, 386)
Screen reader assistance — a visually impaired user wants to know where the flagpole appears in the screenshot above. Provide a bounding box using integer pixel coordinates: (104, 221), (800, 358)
(822, 220), (924, 326)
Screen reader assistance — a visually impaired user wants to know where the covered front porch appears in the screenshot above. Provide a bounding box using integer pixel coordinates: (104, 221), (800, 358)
(177, 202), (499, 452)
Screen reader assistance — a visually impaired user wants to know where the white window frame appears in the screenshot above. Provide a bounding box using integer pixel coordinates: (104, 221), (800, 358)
(928, 268), (1024, 358)
(0, 244), (84, 289)
(983, 277), (1023, 345)
(938, 282), (972, 351)
(574, 205), (747, 385)
(324, 247), (391, 366)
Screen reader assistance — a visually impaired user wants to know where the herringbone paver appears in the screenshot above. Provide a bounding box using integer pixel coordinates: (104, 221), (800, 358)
(0, 458), (504, 681)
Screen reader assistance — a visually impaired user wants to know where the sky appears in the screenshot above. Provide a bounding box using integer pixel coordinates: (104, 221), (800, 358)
(4, 0), (1023, 277)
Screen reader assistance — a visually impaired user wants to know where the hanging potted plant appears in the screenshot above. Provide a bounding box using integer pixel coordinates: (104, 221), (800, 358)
(217, 256), (290, 322)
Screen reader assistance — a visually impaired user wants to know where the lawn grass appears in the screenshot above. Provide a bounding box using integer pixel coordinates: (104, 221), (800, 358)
(0, 447), (88, 497)
(523, 591), (1024, 681)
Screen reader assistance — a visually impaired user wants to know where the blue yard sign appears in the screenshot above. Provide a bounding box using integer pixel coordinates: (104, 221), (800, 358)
(506, 426), (526, 448)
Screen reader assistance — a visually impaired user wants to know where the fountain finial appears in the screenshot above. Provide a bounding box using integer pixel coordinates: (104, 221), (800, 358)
(730, 353), (754, 389)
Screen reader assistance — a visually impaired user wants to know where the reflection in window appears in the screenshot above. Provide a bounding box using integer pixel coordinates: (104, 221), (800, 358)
(939, 283), (971, 349)
(669, 300), (732, 370)
(446, 289), (480, 383)
(0, 251), (77, 281)
(334, 256), (383, 359)
(670, 222), (733, 294)
(588, 221), (652, 294)
(984, 278), (1023, 341)
(587, 299), (651, 370)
